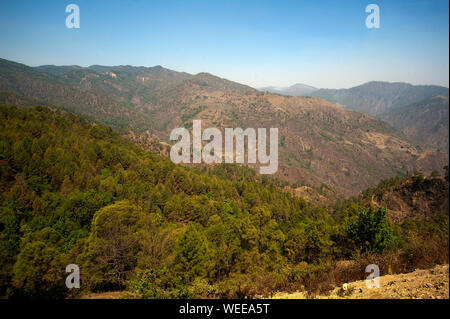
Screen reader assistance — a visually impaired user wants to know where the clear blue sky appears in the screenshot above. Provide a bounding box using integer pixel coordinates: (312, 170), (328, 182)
(0, 0), (448, 88)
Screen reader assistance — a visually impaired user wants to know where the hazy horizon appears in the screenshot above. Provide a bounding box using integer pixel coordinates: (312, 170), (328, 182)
(14, 59), (447, 90)
(1, 0), (448, 89)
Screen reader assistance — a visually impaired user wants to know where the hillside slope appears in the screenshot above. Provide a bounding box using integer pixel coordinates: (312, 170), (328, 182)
(0, 58), (156, 131)
(380, 95), (449, 150)
(259, 83), (318, 96)
(1, 59), (447, 196)
(348, 172), (449, 223)
(0, 104), (309, 298)
(135, 81), (447, 196)
(273, 264), (449, 299)
(311, 81), (448, 116)
(0, 105), (447, 299)
(310, 81), (449, 150)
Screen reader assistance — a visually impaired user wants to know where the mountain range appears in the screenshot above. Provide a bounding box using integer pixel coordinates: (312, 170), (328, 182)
(259, 83), (318, 96)
(0, 58), (448, 198)
(258, 81), (449, 150)
(311, 81), (448, 116)
(380, 95), (449, 150)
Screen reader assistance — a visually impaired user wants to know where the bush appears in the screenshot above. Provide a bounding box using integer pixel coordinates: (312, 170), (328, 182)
(125, 268), (189, 299)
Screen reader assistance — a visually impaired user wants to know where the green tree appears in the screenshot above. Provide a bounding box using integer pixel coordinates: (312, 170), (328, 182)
(11, 240), (66, 298)
(80, 200), (151, 290)
(302, 219), (333, 263)
(346, 207), (395, 254)
(173, 224), (213, 282)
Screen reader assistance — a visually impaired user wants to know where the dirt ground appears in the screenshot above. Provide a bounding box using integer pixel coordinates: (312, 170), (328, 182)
(81, 265), (449, 299)
(82, 291), (125, 299)
(272, 264), (449, 299)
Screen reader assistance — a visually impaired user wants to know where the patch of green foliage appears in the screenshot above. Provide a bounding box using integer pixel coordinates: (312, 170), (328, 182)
(0, 105), (447, 299)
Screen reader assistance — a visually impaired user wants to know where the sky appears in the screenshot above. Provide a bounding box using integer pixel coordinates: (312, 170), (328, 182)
(0, 0), (448, 89)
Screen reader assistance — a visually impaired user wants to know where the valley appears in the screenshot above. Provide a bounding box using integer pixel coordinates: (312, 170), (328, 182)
(1, 58), (447, 198)
(0, 58), (448, 300)
(0, 0), (448, 304)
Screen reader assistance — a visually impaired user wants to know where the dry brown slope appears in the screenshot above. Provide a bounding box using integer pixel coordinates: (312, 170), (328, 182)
(365, 175), (449, 223)
(381, 95), (449, 150)
(9, 61), (447, 196)
(144, 80), (447, 196)
(273, 264), (449, 299)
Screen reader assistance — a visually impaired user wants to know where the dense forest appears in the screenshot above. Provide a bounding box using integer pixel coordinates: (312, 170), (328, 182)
(0, 105), (448, 298)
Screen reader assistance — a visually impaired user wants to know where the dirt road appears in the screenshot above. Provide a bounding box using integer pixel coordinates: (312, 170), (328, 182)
(273, 264), (449, 299)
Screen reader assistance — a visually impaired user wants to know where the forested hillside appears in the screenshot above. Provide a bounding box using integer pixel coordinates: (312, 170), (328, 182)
(0, 105), (447, 298)
(0, 58), (156, 131)
(1, 59), (447, 197)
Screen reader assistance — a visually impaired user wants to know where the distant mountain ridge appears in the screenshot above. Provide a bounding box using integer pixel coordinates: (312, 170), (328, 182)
(259, 83), (318, 96)
(0, 58), (447, 196)
(260, 80), (449, 150)
(311, 81), (448, 116)
(380, 95), (449, 150)
(35, 63), (256, 95)
(310, 81), (449, 150)
(0, 58), (155, 131)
